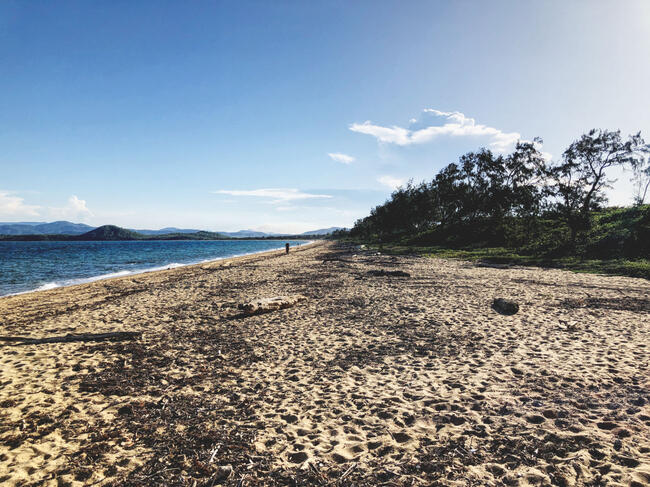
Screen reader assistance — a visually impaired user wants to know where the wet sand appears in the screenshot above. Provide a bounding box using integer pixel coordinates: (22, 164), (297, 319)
(1, 241), (649, 486)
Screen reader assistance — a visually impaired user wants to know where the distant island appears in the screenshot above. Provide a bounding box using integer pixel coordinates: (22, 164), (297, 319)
(0, 222), (344, 241)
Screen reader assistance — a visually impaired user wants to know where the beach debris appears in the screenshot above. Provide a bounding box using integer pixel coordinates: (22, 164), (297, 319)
(0, 331), (142, 346)
(491, 298), (519, 315)
(212, 464), (233, 482)
(476, 260), (511, 269)
(558, 320), (580, 332)
(322, 256), (356, 264)
(366, 269), (411, 278)
(238, 295), (307, 316)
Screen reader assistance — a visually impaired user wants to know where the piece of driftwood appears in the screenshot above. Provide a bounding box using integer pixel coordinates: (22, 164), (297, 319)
(476, 261), (511, 269)
(238, 295), (306, 316)
(321, 257), (355, 264)
(367, 269), (411, 278)
(0, 331), (142, 345)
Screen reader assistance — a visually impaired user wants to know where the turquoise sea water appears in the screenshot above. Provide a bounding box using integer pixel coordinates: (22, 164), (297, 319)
(0, 240), (306, 297)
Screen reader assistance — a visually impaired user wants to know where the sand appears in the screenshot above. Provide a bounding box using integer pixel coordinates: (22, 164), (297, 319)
(1, 241), (649, 486)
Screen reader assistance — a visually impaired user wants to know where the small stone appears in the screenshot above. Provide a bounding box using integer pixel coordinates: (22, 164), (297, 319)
(117, 404), (133, 416)
(492, 298), (519, 315)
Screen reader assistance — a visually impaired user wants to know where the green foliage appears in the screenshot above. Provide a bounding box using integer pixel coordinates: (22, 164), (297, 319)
(544, 129), (648, 243)
(346, 129), (649, 278)
(350, 129), (648, 257)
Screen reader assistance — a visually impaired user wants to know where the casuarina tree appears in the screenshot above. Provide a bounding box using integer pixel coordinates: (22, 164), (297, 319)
(544, 129), (647, 246)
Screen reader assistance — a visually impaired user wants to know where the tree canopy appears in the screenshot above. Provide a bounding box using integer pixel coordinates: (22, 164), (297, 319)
(350, 129), (648, 258)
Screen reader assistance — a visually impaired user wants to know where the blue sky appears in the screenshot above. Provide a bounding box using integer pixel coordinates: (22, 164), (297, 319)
(1, 1), (649, 232)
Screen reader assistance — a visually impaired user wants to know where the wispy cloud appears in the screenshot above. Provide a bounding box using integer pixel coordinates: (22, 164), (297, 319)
(0, 191), (41, 217)
(328, 152), (355, 164)
(377, 176), (405, 190)
(350, 109), (523, 153)
(214, 188), (332, 203)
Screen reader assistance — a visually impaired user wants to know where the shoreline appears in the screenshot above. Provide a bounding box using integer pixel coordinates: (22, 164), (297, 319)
(0, 240), (320, 299)
(1, 241), (648, 486)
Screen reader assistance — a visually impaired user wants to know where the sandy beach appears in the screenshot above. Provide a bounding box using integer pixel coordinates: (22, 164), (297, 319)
(1, 241), (649, 486)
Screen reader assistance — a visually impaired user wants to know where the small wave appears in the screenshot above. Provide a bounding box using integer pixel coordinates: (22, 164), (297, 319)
(34, 282), (59, 292)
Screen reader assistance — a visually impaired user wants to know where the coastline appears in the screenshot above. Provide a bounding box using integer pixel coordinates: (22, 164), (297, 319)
(0, 239), (319, 299)
(1, 241), (648, 486)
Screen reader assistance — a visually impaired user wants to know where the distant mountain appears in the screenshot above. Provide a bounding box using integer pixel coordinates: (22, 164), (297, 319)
(0, 221), (95, 235)
(36, 221), (95, 234)
(300, 227), (344, 236)
(0, 223), (43, 235)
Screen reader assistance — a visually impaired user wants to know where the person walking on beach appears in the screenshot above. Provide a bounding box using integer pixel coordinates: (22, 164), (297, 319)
(285, 243), (290, 254)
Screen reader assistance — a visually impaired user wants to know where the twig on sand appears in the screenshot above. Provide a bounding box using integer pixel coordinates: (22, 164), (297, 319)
(209, 445), (221, 463)
(0, 331), (142, 345)
(340, 462), (357, 480)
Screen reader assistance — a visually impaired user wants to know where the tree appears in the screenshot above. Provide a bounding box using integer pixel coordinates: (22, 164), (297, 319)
(631, 148), (650, 205)
(545, 129), (647, 245)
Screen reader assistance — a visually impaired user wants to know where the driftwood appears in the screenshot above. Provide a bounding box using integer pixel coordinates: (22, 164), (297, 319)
(0, 331), (142, 346)
(238, 295), (307, 316)
(321, 257), (355, 264)
(476, 261), (511, 269)
(367, 269), (411, 278)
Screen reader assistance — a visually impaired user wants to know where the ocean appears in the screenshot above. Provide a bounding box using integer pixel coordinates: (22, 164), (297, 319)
(0, 239), (307, 297)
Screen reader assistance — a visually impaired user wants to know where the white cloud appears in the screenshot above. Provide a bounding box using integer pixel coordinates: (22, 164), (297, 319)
(350, 108), (524, 153)
(327, 152), (355, 164)
(377, 176), (405, 190)
(0, 192), (94, 222)
(47, 195), (93, 221)
(0, 191), (41, 218)
(213, 188), (332, 202)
